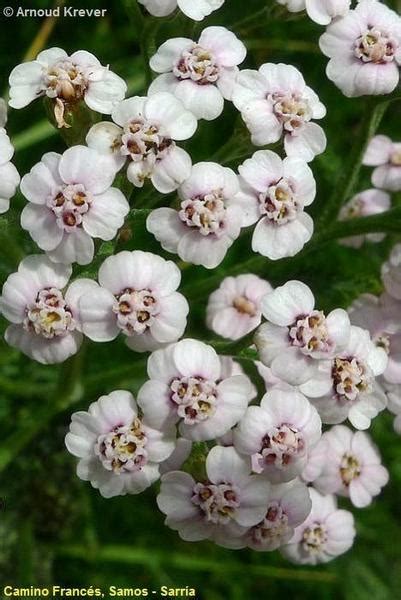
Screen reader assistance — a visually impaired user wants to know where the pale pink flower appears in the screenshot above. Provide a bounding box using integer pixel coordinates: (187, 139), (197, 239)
(281, 488), (355, 564)
(232, 63), (326, 162)
(319, 0), (401, 97)
(20, 147), (129, 265)
(157, 445), (270, 548)
(65, 390), (176, 498)
(233, 387), (322, 482)
(79, 251), (188, 353)
(9, 48), (126, 128)
(149, 27), (246, 121)
(339, 188), (391, 248)
(233, 151), (316, 259)
(242, 480), (312, 551)
(382, 244), (401, 300)
(0, 128), (20, 214)
(255, 280), (351, 385)
(277, 0), (350, 25)
(137, 339), (252, 441)
(147, 162), (243, 269)
(363, 135), (401, 191)
(138, 0), (224, 20)
(206, 274), (272, 340)
(314, 425), (389, 507)
(86, 92), (197, 193)
(300, 326), (388, 430)
(0, 255), (95, 364)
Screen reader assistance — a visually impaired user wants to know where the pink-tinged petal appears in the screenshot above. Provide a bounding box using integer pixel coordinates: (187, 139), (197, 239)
(151, 146), (192, 194)
(252, 214), (313, 260)
(48, 229), (94, 266)
(271, 348), (318, 385)
(18, 254), (72, 289)
(363, 135), (392, 166)
(0, 272), (41, 323)
(235, 477), (271, 526)
(173, 339), (221, 379)
(177, 231), (232, 269)
(6, 324), (81, 365)
(282, 157), (316, 205)
(239, 150), (282, 192)
(65, 278), (99, 326)
(177, 0), (224, 21)
(20, 204), (63, 251)
(8, 61), (45, 108)
(144, 92), (197, 140)
(147, 345), (178, 381)
(174, 80), (224, 121)
(198, 27), (246, 67)
(150, 293), (188, 343)
(20, 152), (62, 204)
(372, 164), (401, 192)
(79, 286), (119, 342)
(254, 321), (289, 365)
(284, 123), (327, 162)
(147, 254), (182, 295)
(157, 471), (198, 520)
(147, 207), (186, 254)
(259, 62), (306, 93)
(84, 71), (127, 115)
(150, 38), (193, 73)
(232, 70), (269, 110)
(206, 446), (250, 486)
(137, 379), (176, 429)
(58, 146), (116, 194)
(83, 188), (129, 240)
(261, 280), (315, 326)
(111, 97), (146, 126)
(216, 67), (239, 101)
(241, 99), (282, 146)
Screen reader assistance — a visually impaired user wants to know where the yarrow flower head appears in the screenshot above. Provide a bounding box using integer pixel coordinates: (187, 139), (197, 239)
(339, 188), (391, 248)
(255, 280), (351, 385)
(232, 63), (326, 162)
(147, 162), (243, 269)
(86, 92), (197, 193)
(157, 445), (271, 548)
(276, 0), (351, 25)
(363, 135), (401, 191)
(149, 27), (246, 121)
(9, 48), (127, 128)
(65, 390), (176, 498)
(0, 255), (96, 364)
(233, 388), (322, 482)
(314, 425), (389, 508)
(206, 274), (272, 341)
(319, 0), (401, 97)
(0, 127), (20, 214)
(241, 480), (312, 552)
(20, 146), (129, 265)
(138, 0), (224, 20)
(233, 150), (316, 259)
(281, 488), (355, 564)
(137, 339), (253, 441)
(79, 250), (189, 352)
(300, 325), (388, 429)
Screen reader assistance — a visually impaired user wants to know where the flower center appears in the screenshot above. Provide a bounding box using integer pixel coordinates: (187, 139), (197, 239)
(259, 178), (298, 225)
(112, 288), (159, 336)
(47, 183), (93, 232)
(302, 523), (327, 554)
(354, 28), (397, 64)
(173, 45), (220, 85)
(120, 118), (173, 165)
(23, 287), (75, 339)
(94, 418), (148, 474)
(179, 190), (227, 237)
(233, 296), (257, 316)
(390, 149), (401, 166)
(332, 356), (373, 403)
(340, 453), (361, 486)
(170, 376), (218, 424)
(340, 197), (364, 220)
(270, 92), (312, 132)
(249, 502), (290, 546)
(191, 482), (240, 524)
(45, 60), (88, 102)
(289, 310), (332, 356)
(252, 424), (305, 472)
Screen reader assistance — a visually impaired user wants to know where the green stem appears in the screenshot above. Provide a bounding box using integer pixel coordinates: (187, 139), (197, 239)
(209, 331), (256, 357)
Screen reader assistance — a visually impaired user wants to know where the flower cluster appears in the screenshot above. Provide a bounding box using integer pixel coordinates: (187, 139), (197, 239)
(1, 0), (400, 570)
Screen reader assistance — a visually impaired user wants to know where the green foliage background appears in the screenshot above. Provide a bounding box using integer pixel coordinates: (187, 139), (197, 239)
(1, 0), (401, 597)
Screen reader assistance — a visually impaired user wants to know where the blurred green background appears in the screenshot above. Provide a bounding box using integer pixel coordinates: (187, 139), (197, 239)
(1, 0), (401, 598)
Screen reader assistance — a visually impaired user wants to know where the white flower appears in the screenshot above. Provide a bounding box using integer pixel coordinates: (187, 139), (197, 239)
(282, 488), (355, 564)
(206, 274), (272, 340)
(86, 92), (197, 193)
(0, 255), (95, 364)
(79, 251), (189, 352)
(65, 390), (176, 498)
(277, 0), (350, 25)
(363, 135), (401, 191)
(233, 151), (316, 259)
(319, 0), (401, 97)
(339, 188), (391, 248)
(20, 146), (129, 266)
(314, 425), (389, 508)
(242, 480), (312, 551)
(147, 162), (243, 269)
(255, 280), (351, 385)
(149, 27), (246, 121)
(157, 445), (270, 548)
(137, 339), (252, 441)
(138, 0), (224, 21)
(232, 63), (326, 162)
(9, 48), (127, 127)
(233, 387), (322, 482)
(300, 326), (388, 429)
(0, 127), (20, 214)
